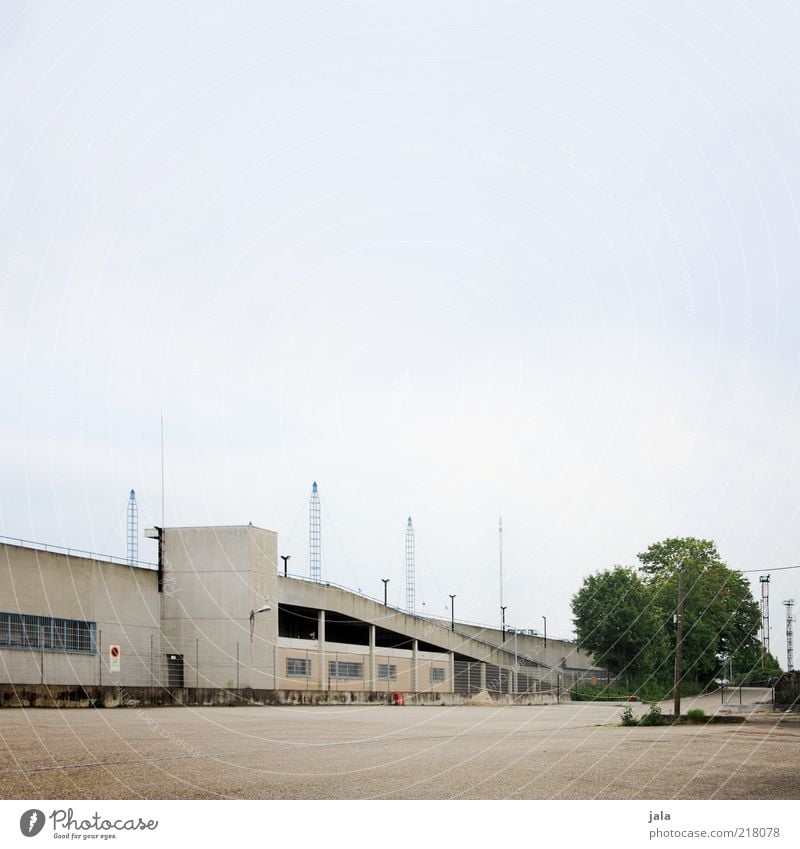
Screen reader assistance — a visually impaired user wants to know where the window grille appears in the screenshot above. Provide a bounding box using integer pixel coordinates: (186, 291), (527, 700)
(430, 666), (445, 683)
(286, 657), (311, 677)
(328, 660), (363, 680)
(0, 612), (95, 654)
(378, 663), (397, 680)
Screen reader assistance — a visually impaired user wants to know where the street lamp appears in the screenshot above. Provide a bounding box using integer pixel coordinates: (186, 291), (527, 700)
(381, 578), (390, 606)
(249, 603), (272, 642)
(501, 605), (507, 641)
(449, 595), (456, 631)
(280, 554), (291, 577)
(542, 616), (547, 664)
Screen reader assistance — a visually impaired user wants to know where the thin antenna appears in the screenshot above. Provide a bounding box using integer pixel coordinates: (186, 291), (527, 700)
(127, 489), (138, 565)
(785, 599), (795, 672)
(309, 482), (321, 582)
(499, 517), (504, 626)
(160, 413), (165, 527)
(405, 517), (415, 614)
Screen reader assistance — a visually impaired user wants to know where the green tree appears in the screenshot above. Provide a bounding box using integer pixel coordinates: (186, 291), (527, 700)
(638, 538), (764, 686)
(571, 566), (669, 685)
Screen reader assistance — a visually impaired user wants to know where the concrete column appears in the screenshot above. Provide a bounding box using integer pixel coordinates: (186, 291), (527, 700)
(507, 667), (513, 694)
(449, 652), (455, 693)
(480, 661), (487, 692)
(412, 639), (418, 692)
(369, 624), (376, 690)
(318, 610), (326, 691)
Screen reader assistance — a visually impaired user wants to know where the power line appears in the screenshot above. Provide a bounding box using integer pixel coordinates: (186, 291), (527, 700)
(740, 565), (800, 573)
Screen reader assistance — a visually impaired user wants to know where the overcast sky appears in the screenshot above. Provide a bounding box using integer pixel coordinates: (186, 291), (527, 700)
(2, 1), (799, 660)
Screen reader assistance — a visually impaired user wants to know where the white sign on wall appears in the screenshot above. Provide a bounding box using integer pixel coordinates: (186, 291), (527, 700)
(109, 644), (121, 673)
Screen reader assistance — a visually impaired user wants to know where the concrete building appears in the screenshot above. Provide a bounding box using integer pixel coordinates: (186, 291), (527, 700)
(1, 524), (601, 704)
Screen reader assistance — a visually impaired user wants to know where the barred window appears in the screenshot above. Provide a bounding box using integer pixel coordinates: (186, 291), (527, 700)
(286, 657), (311, 677)
(0, 612), (95, 654)
(430, 667), (445, 683)
(329, 660), (363, 680)
(378, 663), (397, 681)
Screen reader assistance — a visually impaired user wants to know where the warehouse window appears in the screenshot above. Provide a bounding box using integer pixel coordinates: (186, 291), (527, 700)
(378, 663), (397, 681)
(0, 612), (96, 654)
(329, 660), (363, 680)
(430, 667), (445, 683)
(286, 657), (311, 677)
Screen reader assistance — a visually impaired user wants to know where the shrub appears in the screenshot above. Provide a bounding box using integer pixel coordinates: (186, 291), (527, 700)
(687, 708), (706, 722)
(639, 702), (664, 726)
(620, 705), (637, 726)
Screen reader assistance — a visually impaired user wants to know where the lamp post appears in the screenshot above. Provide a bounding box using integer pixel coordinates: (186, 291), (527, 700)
(382, 578), (390, 606)
(501, 605), (507, 642)
(280, 555), (291, 577)
(542, 616), (547, 664)
(449, 595), (456, 631)
(249, 603), (272, 642)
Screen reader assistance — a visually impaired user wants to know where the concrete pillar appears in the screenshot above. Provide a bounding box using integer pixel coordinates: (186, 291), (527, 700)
(318, 610), (326, 691)
(412, 639), (418, 692)
(369, 624), (376, 690)
(449, 652), (455, 693)
(480, 661), (487, 692)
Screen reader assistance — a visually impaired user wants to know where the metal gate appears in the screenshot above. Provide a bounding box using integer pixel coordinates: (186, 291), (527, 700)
(166, 654), (184, 687)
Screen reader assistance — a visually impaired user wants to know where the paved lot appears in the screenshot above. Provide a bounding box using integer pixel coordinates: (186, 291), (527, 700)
(1, 701), (797, 800)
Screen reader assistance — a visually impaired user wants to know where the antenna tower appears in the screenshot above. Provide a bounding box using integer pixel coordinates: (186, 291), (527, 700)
(499, 517), (504, 625)
(309, 482), (321, 582)
(127, 489), (138, 566)
(760, 575), (771, 666)
(785, 599), (795, 672)
(405, 517), (415, 614)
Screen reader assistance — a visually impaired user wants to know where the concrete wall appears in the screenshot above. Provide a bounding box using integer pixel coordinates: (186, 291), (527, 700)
(0, 544), (160, 687)
(276, 637), (453, 693)
(161, 526), (278, 689)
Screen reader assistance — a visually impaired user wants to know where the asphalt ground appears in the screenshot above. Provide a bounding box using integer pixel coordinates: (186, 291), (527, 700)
(1, 700), (797, 800)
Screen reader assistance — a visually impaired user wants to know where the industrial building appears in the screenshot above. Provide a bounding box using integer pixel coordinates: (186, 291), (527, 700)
(1, 521), (599, 705)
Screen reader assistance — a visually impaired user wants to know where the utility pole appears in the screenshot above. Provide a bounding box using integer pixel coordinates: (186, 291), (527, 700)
(280, 555), (290, 577)
(382, 578), (389, 606)
(449, 595), (456, 631)
(501, 606), (507, 641)
(673, 564), (687, 717)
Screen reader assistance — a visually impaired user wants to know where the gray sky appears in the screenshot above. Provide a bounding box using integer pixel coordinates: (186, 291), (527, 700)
(2, 1), (799, 661)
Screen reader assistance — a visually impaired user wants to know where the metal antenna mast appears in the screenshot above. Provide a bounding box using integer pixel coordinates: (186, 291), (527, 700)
(760, 575), (771, 667)
(499, 517), (504, 627)
(785, 599), (795, 672)
(405, 517), (415, 614)
(309, 482), (321, 582)
(127, 489), (138, 566)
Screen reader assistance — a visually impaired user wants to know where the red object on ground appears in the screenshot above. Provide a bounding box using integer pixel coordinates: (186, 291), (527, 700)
(628, 694), (638, 702)
(391, 692), (406, 705)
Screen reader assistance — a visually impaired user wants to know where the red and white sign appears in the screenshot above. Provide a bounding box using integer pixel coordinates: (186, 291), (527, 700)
(109, 644), (121, 672)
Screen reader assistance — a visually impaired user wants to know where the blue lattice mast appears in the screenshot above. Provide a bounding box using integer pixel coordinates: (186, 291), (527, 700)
(309, 482), (321, 582)
(127, 489), (138, 566)
(405, 517), (415, 614)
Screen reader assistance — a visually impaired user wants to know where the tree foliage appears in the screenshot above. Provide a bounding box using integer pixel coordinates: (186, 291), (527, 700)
(571, 537), (773, 689)
(571, 566), (668, 685)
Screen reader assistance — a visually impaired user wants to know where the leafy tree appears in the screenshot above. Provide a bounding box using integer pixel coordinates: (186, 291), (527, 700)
(571, 566), (669, 685)
(637, 538), (764, 686)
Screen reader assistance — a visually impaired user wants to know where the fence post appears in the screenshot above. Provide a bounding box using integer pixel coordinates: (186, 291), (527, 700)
(39, 623), (44, 685)
(196, 638), (199, 689)
(236, 642), (240, 690)
(99, 629), (103, 687)
(150, 634), (154, 689)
